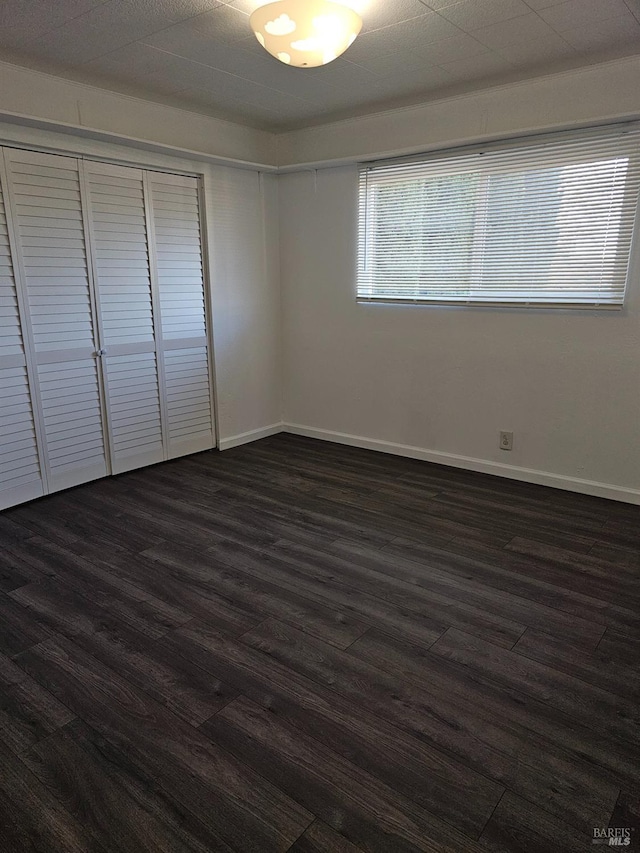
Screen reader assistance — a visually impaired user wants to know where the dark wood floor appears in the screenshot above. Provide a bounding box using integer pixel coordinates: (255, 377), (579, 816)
(0, 433), (639, 852)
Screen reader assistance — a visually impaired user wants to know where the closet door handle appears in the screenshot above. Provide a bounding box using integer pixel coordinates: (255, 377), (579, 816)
(95, 348), (107, 357)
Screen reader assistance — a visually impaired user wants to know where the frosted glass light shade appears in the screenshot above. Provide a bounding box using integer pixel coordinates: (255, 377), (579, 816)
(249, 0), (363, 68)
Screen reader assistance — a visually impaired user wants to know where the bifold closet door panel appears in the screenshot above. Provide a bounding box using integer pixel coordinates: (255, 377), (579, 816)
(0, 150), (216, 509)
(4, 149), (108, 493)
(85, 162), (164, 474)
(148, 172), (214, 458)
(0, 156), (46, 509)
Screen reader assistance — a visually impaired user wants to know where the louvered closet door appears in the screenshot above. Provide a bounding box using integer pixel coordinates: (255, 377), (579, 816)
(84, 162), (164, 474)
(4, 149), (108, 493)
(0, 154), (46, 509)
(148, 172), (215, 458)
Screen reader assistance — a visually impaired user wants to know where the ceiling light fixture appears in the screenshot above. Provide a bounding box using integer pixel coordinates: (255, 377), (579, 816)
(249, 0), (363, 68)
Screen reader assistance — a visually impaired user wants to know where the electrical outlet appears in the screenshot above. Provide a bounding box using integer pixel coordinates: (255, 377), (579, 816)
(499, 431), (513, 451)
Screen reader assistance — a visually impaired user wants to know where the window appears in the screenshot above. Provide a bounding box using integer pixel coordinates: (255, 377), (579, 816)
(357, 124), (640, 308)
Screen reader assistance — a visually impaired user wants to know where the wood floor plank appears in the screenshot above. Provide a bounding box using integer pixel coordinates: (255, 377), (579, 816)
(287, 819), (366, 852)
(430, 627), (640, 751)
(599, 519), (640, 551)
(346, 627), (635, 803)
(0, 649), (27, 686)
(22, 721), (218, 853)
(505, 537), (640, 606)
(394, 461), (606, 525)
(7, 495), (156, 553)
(422, 488), (603, 544)
(512, 628), (640, 701)
(67, 479), (274, 553)
(382, 536), (640, 636)
(0, 675), (75, 755)
(7, 537), (192, 639)
(609, 791), (640, 839)
(199, 536), (449, 649)
(0, 514), (36, 545)
(0, 553), (43, 593)
(211, 541), (447, 643)
(10, 578), (239, 726)
(228, 439), (403, 490)
(5, 496), (84, 545)
(48, 717), (246, 852)
(0, 739), (105, 853)
(264, 538), (525, 648)
(241, 618), (619, 832)
(308, 537), (601, 646)
(118, 461), (226, 501)
(479, 792), (592, 853)
(204, 695), (486, 853)
(49, 492), (167, 555)
(589, 540), (640, 567)
(163, 621), (502, 839)
(597, 629), (640, 666)
(510, 534), (640, 583)
(10, 578), (120, 641)
(0, 434), (638, 850)
(112, 484), (282, 551)
(57, 541), (265, 638)
(207, 483), (396, 549)
(218, 454), (514, 549)
(16, 635), (314, 853)
(138, 542), (369, 649)
(248, 476), (515, 551)
(0, 592), (52, 658)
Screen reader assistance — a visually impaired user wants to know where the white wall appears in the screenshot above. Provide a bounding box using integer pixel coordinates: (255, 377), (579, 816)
(276, 55), (640, 168)
(207, 167), (282, 447)
(279, 145), (640, 503)
(0, 61), (278, 168)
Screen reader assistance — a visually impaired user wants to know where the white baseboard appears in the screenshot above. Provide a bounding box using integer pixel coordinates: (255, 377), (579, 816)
(283, 423), (640, 505)
(218, 422), (284, 451)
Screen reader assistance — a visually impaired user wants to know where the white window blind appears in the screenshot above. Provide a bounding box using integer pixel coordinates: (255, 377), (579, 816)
(358, 124), (640, 308)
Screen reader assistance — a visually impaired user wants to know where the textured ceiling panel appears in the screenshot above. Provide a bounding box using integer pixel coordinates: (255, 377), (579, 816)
(0, 0), (107, 48)
(1, 0), (639, 131)
(538, 0), (632, 31)
(472, 12), (562, 50)
(437, 0), (533, 31)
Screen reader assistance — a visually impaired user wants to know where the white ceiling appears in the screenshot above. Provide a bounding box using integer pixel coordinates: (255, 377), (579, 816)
(1, 0), (639, 131)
